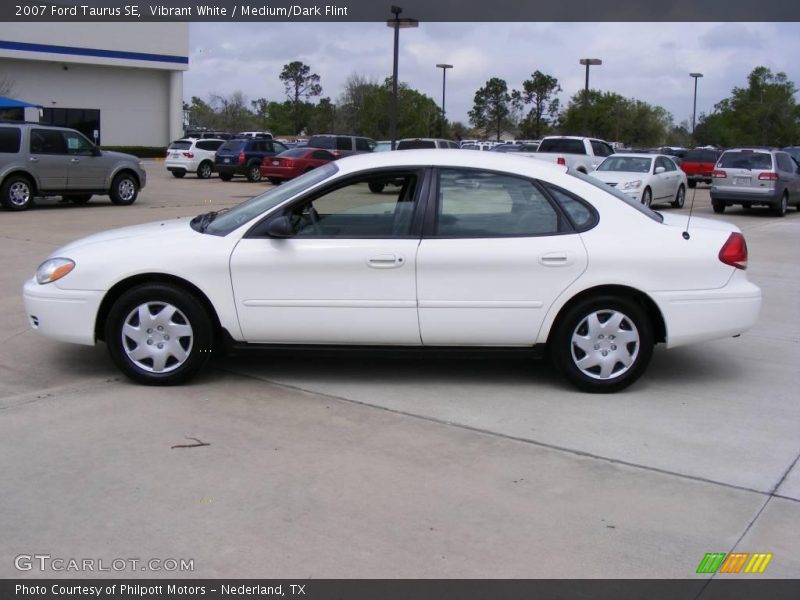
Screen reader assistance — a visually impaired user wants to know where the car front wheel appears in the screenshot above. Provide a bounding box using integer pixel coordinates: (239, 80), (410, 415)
(109, 173), (139, 205)
(551, 296), (654, 393)
(105, 284), (214, 385)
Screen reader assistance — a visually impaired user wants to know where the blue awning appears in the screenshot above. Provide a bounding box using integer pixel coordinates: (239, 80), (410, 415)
(0, 95), (42, 109)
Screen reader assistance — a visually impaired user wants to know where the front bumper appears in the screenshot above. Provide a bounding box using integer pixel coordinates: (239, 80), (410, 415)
(22, 278), (104, 346)
(649, 271), (761, 348)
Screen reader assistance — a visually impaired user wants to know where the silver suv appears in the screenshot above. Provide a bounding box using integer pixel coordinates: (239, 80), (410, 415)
(710, 148), (800, 217)
(0, 122), (146, 211)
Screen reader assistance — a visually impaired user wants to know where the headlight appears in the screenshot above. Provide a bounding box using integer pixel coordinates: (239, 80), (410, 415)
(36, 258), (75, 284)
(620, 180), (642, 191)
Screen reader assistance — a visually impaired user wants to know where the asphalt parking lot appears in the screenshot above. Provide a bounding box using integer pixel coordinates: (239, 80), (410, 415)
(1, 162), (798, 580)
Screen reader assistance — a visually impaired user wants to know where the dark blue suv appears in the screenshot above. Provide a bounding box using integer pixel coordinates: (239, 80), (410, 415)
(214, 139), (289, 182)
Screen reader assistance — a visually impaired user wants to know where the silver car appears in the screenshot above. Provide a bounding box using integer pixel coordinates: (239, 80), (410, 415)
(0, 122), (146, 211)
(710, 148), (800, 216)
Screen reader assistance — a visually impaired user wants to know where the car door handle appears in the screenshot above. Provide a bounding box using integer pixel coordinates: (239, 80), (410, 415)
(367, 254), (405, 268)
(29, 157), (39, 163)
(539, 252), (572, 267)
(70, 158), (80, 163)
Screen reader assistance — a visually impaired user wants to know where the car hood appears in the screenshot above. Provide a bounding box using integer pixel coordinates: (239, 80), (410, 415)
(54, 218), (194, 255)
(101, 150), (140, 162)
(591, 170), (647, 183)
(659, 212), (739, 233)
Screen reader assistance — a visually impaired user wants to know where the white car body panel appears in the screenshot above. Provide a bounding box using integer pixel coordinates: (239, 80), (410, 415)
(23, 150), (760, 367)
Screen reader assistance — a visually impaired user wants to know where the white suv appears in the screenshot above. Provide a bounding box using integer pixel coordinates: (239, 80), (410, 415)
(165, 138), (225, 179)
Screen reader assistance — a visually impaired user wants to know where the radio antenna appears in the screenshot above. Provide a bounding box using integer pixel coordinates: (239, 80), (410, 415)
(682, 184), (698, 240)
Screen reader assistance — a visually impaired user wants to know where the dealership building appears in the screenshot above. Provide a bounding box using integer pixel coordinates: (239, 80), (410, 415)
(0, 23), (188, 146)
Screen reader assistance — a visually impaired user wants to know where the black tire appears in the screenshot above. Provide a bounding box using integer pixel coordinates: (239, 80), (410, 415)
(246, 163), (262, 182)
(671, 184), (685, 209)
(196, 161), (213, 179)
(551, 295), (654, 393)
(105, 283), (214, 385)
(64, 194), (92, 204)
(687, 180), (697, 189)
(171, 171), (186, 179)
(267, 177), (282, 185)
(712, 200), (725, 214)
(219, 172), (234, 181)
(772, 192), (788, 217)
(1, 174), (35, 211)
(641, 187), (652, 207)
(109, 172), (139, 205)
(368, 182), (385, 193)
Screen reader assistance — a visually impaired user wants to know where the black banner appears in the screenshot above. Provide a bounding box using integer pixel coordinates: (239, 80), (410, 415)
(4, 580), (800, 600)
(2, 0), (800, 22)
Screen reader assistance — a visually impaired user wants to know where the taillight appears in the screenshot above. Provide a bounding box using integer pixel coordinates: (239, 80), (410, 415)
(719, 232), (748, 270)
(332, 150), (341, 159)
(557, 157), (566, 166)
(758, 172), (778, 180)
(182, 152), (194, 159)
(238, 151), (245, 164)
(283, 159), (295, 167)
(712, 170), (727, 178)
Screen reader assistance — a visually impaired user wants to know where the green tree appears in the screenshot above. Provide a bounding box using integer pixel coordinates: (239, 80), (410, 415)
(279, 61), (323, 135)
(512, 71), (561, 139)
(694, 66), (800, 147)
(469, 77), (512, 141)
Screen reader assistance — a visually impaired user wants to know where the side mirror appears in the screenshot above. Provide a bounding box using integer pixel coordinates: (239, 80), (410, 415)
(655, 166), (666, 174)
(266, 216), (294, 238)
(92, 146), (102, 157)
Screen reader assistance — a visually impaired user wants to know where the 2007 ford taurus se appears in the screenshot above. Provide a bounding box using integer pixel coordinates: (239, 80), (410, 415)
(23, 150), (761, 392)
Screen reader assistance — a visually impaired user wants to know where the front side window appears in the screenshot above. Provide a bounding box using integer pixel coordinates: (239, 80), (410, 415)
(435, 169), (563, 237)
(30, 129), (67, 154)
(285, 171), (419, 238)
(63, 130), (95, 155)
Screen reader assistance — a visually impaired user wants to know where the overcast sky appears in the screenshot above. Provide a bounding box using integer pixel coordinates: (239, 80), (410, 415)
(184, 22), (800, 131)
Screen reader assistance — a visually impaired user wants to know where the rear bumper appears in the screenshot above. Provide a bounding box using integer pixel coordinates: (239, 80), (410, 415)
(165, 158), (199, 173)
(22, 278), (103, 346)
(259, 165), (301, 180)
(650, 272), (761, 348)
(710, 187), (781, 204)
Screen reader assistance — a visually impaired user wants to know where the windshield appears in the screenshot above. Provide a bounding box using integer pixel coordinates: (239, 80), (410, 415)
(569, 169), (663, 223)
(596, 156), (652, 173)
(204, 162), (339, 236)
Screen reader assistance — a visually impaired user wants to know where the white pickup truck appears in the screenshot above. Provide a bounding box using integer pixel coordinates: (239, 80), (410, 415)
(520, 136), (616, 174)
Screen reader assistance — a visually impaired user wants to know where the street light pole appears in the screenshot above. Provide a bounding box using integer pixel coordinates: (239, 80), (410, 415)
(386, 6), (418, 150)
(579, 58), (602, 134)
(436, 63), (453, 138)
(690, 72), (703, 136)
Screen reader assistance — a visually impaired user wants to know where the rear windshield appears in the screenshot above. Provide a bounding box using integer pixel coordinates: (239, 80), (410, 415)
(279, 148), (309, 157)
(307, 136), (335, 150)
(219, 140), (246, 152)
(718, 151), (773, 170)
(397, 140), (436, 150)
(683, 149), (719, 163)
(538, 138), (586, 155)
(168, 141), (192, 150)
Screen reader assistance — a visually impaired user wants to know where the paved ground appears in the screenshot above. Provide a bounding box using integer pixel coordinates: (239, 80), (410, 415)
(0, 163), (798, 580)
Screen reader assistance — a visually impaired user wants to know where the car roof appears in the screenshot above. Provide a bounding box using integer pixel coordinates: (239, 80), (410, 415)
(602, 153), (657, 159)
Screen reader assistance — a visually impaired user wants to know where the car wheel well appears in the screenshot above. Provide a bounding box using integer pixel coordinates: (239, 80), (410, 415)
(95, 274), (223, 344)
(112, 168), (140, 188)
(3, 171), (38, 194)
(549, 285), (666, 345)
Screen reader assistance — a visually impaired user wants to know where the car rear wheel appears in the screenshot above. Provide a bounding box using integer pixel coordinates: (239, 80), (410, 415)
(712, 200), (725, 214)
(105, 283), (213, 385)
(1, 175), (34, 211)
(219, 172), (233, 181)
(64, 194), (92, 204)
(551, 295), (653, 393)
(246, 163), (262, 182)
(672, 185), (685, 208)
(197, 161), (213, 179)
(109, 173), (139, 205)
(641, 187), (652, 207)
(171, 171), (186, 178)
(772, 192), (788, 217)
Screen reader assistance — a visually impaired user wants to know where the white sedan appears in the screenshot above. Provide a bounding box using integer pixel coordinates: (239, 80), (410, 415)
(591, 153), (688, 208)
(23, 151), (761, 393)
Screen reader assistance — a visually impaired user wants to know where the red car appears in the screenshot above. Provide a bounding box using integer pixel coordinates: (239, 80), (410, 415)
(260, 148), (337, 184)
(681, 148), (722, 188)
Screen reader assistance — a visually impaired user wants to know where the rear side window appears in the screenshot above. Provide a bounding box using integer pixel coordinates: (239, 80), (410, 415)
(336, 136), (352, 151)
(435, 168), (564, 237)
(355, 138), (374, 152)
(196, 140), (223, 151)
(543, 183), (598, 232)
(312, 150), (335, 160)
(538, 138), (587, 155)
(776, 153), (794, 172)
(718, 151), (772, 170)
(308, 136), (335, 150)
(30, 129), (67, 154)
(0, 127), (21, 153)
